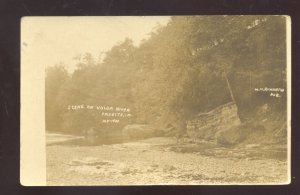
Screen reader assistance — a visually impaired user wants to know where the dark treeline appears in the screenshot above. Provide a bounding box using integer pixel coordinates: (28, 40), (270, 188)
(46, 16), (287, 134)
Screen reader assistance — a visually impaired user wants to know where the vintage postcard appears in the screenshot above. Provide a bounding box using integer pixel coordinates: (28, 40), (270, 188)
(20, 16), (291, 186)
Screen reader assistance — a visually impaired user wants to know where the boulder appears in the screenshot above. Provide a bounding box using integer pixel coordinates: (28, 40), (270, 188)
(216, 122), (266, 146)
(215, 125), (245, 146)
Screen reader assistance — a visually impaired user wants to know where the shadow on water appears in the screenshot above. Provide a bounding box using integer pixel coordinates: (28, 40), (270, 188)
(169, 143), (287, 162)
(47, 136), (287, 162)
(47, 137), (126, 146)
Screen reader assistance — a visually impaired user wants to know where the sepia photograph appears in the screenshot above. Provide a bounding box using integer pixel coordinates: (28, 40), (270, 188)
(21, 16), (291, 186)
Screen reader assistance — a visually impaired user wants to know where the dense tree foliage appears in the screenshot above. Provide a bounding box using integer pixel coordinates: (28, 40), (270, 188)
(45, 16), (287, 134)
(45, 65), (69, 131)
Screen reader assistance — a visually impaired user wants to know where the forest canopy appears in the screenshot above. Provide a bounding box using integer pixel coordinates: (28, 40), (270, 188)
(45, 16), (287, 134)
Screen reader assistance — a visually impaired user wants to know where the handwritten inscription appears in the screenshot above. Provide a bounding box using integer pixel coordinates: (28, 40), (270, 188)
(67, 105), (131, 123)
(254, 87), (285, 98)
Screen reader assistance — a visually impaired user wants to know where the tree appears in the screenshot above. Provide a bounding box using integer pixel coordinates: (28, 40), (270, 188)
(46, 16), (287, 135)
(45, 65), (69, 132)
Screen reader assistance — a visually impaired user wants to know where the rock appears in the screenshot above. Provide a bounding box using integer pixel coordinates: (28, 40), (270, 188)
(216, 122), (266, 146)
(215, 125), (245, 146)
(256, 104), (270, 117)
(163, 165), (176, 172)
(187, 102), (241, 142)
(245, 144), (261, 148)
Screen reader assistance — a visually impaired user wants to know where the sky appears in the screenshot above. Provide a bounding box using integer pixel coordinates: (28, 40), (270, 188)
(21, 16), (171, 73)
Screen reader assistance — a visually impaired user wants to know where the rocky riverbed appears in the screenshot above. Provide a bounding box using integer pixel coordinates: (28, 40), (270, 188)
(46, 137), (288, 185)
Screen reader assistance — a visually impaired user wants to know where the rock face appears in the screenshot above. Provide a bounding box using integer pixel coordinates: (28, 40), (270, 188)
(216, 122), (266, 146)
(122, 124), (163, 141)
(215, 125), (245, 145)
(186, 102), (241, 142)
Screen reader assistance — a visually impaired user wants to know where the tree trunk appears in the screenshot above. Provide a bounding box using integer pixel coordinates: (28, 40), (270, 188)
(224, 73), (236, 103)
